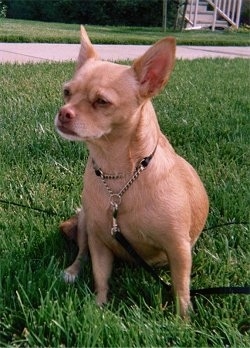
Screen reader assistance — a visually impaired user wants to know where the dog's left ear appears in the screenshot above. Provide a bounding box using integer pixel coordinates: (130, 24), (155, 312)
(133, 37), (176, 98)
(77, 26), (99, 70)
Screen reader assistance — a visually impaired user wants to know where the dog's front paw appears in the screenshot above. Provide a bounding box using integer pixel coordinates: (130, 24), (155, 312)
(62, 268), (79, 283)
(95, 288), (109, 307)
(176, 295), (193, 319)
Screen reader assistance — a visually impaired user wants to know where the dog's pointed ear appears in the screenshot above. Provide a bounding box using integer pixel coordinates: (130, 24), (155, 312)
(76, 26), (99, 70)
(132, 37), (176, 98)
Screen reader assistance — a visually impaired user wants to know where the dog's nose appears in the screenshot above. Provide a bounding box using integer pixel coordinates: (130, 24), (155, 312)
(58, 106), (75, 123)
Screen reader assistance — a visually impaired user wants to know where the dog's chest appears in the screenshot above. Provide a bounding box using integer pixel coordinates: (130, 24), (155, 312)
(85, 199), (167, 264)
(83, 171), (169, 263)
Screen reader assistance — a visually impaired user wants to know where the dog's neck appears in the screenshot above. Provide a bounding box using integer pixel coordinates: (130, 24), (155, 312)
(86, 101), (160, 175)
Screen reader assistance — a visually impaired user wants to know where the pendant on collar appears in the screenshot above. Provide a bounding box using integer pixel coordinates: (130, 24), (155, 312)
(111, 202), (120, 236)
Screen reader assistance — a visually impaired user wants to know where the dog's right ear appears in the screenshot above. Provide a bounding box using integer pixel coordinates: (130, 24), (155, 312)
(76, 26), (99, 70)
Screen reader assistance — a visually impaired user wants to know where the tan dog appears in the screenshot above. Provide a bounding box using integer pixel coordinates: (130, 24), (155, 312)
(55, 27), (209, 317)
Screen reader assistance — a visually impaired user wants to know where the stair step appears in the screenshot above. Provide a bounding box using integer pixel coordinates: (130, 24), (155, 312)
(187, 5), (210, 13)
(186, 19), (229, 28)
(195, 13), (214, 21)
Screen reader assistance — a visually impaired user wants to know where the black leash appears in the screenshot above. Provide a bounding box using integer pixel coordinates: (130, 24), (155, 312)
(1, 196), (249, 297)
(113, 228), (250, 297)
(114, 229), (171, 291)
(0, 199), (58, 216)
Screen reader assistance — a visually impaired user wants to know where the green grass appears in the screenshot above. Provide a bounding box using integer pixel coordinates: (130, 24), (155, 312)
(1, 18), (250, 45)
(0, 58), (249, 346)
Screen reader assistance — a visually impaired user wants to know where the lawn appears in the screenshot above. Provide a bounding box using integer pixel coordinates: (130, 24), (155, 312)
(0, 57), (249, 346)
(1, 18), (250, 46)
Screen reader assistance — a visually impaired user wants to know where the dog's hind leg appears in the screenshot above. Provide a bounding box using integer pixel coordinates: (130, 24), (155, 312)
(62, 209), (88, 283)
(60, 213), (78, 242)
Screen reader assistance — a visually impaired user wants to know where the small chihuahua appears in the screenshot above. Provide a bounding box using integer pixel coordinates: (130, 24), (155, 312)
(55, 27), (209, 317)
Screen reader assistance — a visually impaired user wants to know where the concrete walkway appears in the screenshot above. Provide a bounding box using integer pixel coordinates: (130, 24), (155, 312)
(0, 43), (250, 63)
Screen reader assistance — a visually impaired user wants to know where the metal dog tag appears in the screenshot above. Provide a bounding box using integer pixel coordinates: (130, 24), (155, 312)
(111, 213), (120, 236)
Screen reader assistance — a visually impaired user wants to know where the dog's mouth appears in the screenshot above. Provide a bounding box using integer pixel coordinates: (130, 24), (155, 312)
(57, 125), (77, 137)
(55, 114), (78, 137)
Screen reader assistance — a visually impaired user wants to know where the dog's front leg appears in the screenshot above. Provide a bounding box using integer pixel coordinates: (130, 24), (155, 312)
(167, 239), (192, 317)
(63, 209), (88, 283)
(88, 234), (114, 306)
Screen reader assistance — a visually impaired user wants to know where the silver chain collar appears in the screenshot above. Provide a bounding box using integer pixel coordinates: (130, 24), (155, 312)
(92, 144), (158, 236)
(99, 158), (147, 208)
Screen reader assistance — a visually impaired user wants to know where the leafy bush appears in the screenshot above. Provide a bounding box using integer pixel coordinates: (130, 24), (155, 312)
(4, 0), (178, 27)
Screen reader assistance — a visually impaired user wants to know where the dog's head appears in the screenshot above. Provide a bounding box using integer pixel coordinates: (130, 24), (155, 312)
(55, 26), (176, 142)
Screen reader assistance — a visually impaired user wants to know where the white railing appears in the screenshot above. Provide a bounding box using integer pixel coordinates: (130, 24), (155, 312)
(185, 0), (243, 30)
(207, 0), (242, 30)
(185, 0), (200, 27)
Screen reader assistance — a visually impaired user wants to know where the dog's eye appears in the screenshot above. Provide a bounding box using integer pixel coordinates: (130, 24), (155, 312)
(94, 97), (110, 107)
(63, 88), (71, 98)
(96, 98), (109, 105)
